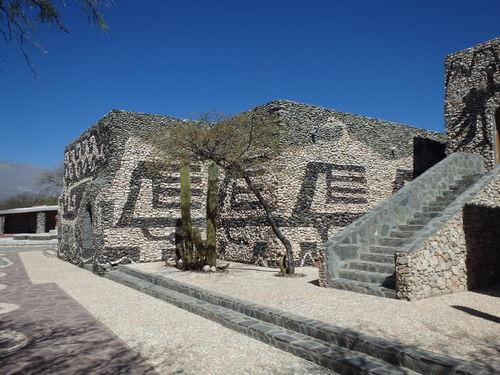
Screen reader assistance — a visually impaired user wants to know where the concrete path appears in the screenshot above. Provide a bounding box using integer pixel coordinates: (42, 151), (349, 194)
(0, 251), (157, 375)
(3, 250), (335, 375)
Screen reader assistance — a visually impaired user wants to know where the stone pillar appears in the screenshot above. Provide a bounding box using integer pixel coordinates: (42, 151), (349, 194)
(0, 216), (4, 235)
(36, 212), (46, 233)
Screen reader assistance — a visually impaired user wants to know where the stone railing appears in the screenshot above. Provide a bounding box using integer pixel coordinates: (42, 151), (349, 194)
(321, 152), (484, 284)
(395, 164), (500, 300)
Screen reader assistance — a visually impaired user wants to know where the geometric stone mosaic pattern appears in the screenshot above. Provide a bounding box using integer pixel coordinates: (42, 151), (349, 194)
(59, 101), (445, 271)
(0, 252), (157, 374)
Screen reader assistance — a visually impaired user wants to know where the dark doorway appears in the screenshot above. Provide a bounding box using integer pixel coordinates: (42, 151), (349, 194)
(4, 213), (37, 234)
(45, 212), (57, 232)
(81, 205), (94, 259)
(464, 204), (500, 290)
(413, 137), (446, 178)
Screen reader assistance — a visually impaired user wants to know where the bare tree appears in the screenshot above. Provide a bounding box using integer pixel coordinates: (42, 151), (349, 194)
(152, 109), (296, 274)
(37, 162), (63, 194)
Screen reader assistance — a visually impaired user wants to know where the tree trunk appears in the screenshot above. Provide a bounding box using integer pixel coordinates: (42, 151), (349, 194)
(240, 170), (295, 274)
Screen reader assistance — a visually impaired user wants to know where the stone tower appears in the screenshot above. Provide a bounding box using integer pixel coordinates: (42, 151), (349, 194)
(445, 37), (500, 170)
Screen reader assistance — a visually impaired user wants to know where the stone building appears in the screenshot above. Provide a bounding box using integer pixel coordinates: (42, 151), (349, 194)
(445, 37), (500, 170)
(59, 38), (499, 299)
(0, 205), (57, 235)
(58, 101), (445, 268)
(320, 38), (500, 299)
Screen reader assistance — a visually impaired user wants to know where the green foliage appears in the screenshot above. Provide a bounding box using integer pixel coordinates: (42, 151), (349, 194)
(0, 192), (58, 210)
(152, 109), (296, 274)
(0, 0), (112, 74)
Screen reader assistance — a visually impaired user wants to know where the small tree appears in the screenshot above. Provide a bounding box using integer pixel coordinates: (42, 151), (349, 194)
(153, 110), (296, 274)
(37, 162), (64, 194)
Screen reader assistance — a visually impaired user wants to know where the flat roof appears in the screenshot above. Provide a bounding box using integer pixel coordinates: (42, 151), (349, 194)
(0, 205), (58, 215)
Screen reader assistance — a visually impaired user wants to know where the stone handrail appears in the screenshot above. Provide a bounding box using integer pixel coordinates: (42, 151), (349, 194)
(323, 152), (484, 281)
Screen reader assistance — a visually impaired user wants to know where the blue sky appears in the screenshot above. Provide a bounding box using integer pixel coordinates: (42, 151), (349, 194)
(1, 0), (499, 168)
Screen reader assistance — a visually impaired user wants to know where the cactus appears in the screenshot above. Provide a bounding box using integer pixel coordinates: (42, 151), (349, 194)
(205, 162), (219, 266)
(178, 161), (219, 269)
(179, 160), (194, 264)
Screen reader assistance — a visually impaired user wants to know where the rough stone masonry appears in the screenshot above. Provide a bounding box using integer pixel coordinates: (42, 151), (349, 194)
(58, 101), (445, 269)
(59, 38), (499, 283)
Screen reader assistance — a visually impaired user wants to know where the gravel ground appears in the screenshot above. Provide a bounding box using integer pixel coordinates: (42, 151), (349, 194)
(18, 251), (336, 375)
(131, 261), (500, 368)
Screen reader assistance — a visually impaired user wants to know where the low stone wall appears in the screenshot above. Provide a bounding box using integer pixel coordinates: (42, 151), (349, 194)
(395, 166), (500, 300)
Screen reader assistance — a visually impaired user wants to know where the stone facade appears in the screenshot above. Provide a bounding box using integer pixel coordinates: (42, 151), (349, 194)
(445, 37), (500, 170)
(36, 212), (46, 234)
(59, 101), (445, 270)
(395, 166), (500, 300)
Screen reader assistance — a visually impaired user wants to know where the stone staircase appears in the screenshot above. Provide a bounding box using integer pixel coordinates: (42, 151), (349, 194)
(105, 266), (493, 375)
(328, 173), (483, 298)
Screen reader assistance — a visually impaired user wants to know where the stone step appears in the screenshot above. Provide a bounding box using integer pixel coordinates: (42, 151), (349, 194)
(108, 267), (490, 375)
(388, 230), (415, 239)
(379, 237), (406, 247)
(457, 174), (482, 184)
(347, 261), (394, 274)
(328, 278), (397, 299)
(107, 270), (417, 375)
(360, 252), (394, 264)
(338, 269), (395, 287)
(433, 195), (456, 204)
(332, 244), (358, 259)
(422, 205), (447, 212)
(398, 224), (424, 232)
(406, 217), (427, 226)
(370, 245), (397, 255)
(413, 211), (440, 220)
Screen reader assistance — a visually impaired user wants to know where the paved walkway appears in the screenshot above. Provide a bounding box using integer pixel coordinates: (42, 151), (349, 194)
(0, 251), (157, 375)
(131, 261), (500, 368)
(3, 251), (335, 375)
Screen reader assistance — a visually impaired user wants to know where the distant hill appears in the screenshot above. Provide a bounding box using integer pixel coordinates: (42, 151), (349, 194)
(0, 160), (55, 200)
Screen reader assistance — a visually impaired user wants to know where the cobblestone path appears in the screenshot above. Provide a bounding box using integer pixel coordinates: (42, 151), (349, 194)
(0, 251), (157, 375)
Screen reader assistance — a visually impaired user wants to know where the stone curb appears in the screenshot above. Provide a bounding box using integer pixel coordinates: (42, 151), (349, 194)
(114, 266), (497, 375)
(106, 269), (420, 375)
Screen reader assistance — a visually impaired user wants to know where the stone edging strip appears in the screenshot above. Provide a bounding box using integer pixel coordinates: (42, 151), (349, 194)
(110, 265), (497, 375)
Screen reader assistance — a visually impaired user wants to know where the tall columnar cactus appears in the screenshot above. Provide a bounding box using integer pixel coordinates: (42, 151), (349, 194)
(179, 161), (194, 264)
(205, 162), (219, 266)
(178, 161), (219, 269)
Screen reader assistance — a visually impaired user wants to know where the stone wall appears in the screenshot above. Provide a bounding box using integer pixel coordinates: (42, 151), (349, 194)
(36, 212), (46, 233)
(395, 166), (500, 300)
(445, 37), (500, 170)
(58, 110), (194, 268)
(0, 216), (4, 234)
(60, 101), (446, 271)
(216, 101), (445, 267)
